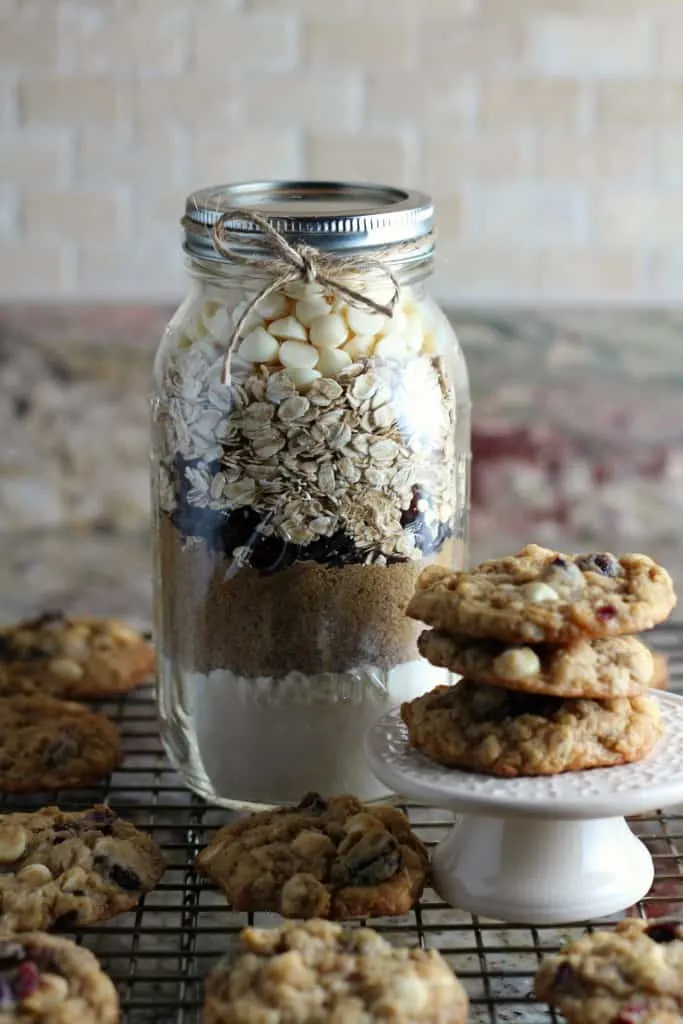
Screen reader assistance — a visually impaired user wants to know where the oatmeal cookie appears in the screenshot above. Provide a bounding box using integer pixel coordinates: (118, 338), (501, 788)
(0, 805), (165, 932)
(0, 697), (120, 793)
(195, 792), (428, 920)
(203, 919), (468, 1024)
(0, 611), (153, 700)
(406, 545), (676, 644)
(418, 631), (654, 698)
(0, 930), (118, 1022)
(535, 917), (683, 1024)
(651, 651), (670, 691)
(401, 683), (662, 777)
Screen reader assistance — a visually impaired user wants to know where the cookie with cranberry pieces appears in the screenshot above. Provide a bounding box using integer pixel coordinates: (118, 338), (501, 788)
(0, 805), (165, 932)
(406, 544), (676, 644)
(196, 792), (428, 920)
(0, 930), (118, 1022)
(535, 917), (683, 1024)
(0, 697), (120, 793)
(204, 919), (468, 1024)
(401, 683), (662, 777)
(418, 632), (654, 698)
(0, 611), (154, 700)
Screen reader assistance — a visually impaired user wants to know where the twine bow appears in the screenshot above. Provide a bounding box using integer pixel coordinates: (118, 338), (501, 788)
(209, 209), (403, 384)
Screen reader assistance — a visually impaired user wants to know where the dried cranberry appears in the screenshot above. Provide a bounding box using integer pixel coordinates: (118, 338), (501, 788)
(577, 553), (620, 577)
(297, 792), (327, 814)
(550, 556), (569, 569)
(43, 731), (80, 768)
(596, 604), (617, 621)
(108, 863), (142, 891)
(14, 961), (40, 998)
(645, 921), (680, 944)
(553, 961), (573, 987)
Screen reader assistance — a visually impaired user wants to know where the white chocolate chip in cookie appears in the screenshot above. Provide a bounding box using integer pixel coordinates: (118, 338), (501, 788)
(48, 658), (84, 682)
(492, 647), (541, 680)
(291, 830), (335, 859)
(23, 974), (71, 1013)
(521, 582), (559, 603)
(16, 863), (53, 887)
(0, 825), (27, 863)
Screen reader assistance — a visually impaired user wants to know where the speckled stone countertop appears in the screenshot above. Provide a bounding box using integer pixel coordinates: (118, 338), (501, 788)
(1, 305), (682, 622)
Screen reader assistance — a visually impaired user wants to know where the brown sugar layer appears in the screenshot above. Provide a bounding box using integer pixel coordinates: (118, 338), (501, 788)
(159, 517), (456, 678)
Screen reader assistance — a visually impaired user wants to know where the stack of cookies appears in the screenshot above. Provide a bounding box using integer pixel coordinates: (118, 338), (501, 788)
(401, 544), (677, 778)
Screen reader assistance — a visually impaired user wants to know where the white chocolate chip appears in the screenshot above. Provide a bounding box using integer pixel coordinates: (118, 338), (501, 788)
(279, 341), (319, 370)
(374, 332), (408, 360)
(342, 334), (376, 360)
(309, 313), (348, 349)
(268, 316), (308, 342)
(345, 306), (388, 335)
(492, 647), (541, 680)
(16, 863), (53, 887)
(48, 659), (84, 682)
(0, 825), (27, 863)
(315, 347), (352, 376)
(422, 332), (438, 354)
(403, 314), (424, 354)
(61, 866), (88, 892)
(255, 291), (288, 320)
(520, 581), (559, 603)
(202, 305), (231, 341)
(286, 367), (322, 390)
(107, 622), (142, 644)
(295, 295), (332, 327)
(283, 281), (326, 300)
(291, 830), (335, 858)
(238, 327), (280, 364)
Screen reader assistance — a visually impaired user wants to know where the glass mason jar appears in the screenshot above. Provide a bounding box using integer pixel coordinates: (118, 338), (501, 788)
(151, 181), (470, 809)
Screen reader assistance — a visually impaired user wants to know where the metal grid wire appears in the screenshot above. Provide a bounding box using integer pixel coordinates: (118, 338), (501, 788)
(2, 626), (683, 1023)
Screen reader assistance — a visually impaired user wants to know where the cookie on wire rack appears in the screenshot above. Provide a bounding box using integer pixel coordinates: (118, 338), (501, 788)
(0, 611), (154, 700)
(204, 920), (469, 1024)
(0, 805), (165, 932)
(196, 791), (428, 920)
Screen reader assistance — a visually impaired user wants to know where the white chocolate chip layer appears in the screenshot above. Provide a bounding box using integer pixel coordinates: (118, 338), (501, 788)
(520, 581), (559, 603)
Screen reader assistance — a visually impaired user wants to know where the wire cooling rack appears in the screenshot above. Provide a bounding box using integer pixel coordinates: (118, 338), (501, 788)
(1, 626), (682, 1024)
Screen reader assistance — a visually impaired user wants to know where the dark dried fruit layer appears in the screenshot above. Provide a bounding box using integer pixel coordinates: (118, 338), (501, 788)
(169, 459), (451, 573)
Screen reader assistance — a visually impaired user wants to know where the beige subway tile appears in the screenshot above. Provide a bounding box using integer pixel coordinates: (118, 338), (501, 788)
(595, 190), (683, 243)
(78, 128), (183, 187)
(419, 18), (523, 74)
(0, 1), (57, 70)
(22, 189), (129, 242)
(306, 19), (415, 69)
(0, 243), (72, 297)
(131, 76), (242, 133)
(246, 72), (362, 130)
(527, 15), (654, 77)
(59, 0), (191, 74)
(537, 132), (654, 183)
(367, 72), (474, 126)
(655, 131), (683, 185)
(0, 133), (72, 186)
(656, 17), (683, 76)
(649, 247), (683, 299)
(131, 188), (186, 240)
(249, 0), (477, 18)
(194, 12), (298, 72)
(423, 133), (531, 192)
(536, 247), (641, 299)
(20, 77), (126, 127)
(77, 241), (184, 299)
(192, 130), (302, 184)
(306, 133), (413, 183)
(432, 243), (539, 301)
(481, 80), (582, 129)
(596, 81), (683, 127)
(460, 184), (588, 245)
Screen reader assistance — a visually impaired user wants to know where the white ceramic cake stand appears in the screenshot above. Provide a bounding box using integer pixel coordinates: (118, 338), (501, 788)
(365, 691), (683, 925)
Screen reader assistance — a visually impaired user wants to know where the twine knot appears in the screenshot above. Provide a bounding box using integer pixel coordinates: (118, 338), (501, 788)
(209, 209), (402, 384)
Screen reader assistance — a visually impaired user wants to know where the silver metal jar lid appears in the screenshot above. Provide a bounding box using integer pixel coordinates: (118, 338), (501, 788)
(182, 180), (435, 264)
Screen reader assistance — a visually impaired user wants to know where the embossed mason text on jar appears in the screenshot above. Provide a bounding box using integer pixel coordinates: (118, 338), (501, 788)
(151, 181), (471, 809)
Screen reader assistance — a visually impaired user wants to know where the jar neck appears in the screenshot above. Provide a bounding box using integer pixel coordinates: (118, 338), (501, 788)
(185, 250), (434, 291)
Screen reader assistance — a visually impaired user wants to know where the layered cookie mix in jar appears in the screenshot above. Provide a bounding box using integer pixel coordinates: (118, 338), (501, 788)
(151, 181), (471, 808)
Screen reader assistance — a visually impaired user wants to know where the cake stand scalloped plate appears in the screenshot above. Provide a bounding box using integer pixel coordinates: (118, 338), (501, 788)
(365, 691), (683, 925)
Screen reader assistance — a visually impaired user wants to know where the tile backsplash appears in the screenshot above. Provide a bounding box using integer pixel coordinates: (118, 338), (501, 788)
(1, 0), (681, 303)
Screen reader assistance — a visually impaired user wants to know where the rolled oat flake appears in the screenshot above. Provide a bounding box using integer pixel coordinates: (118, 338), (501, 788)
(151, 180), (471, 808)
